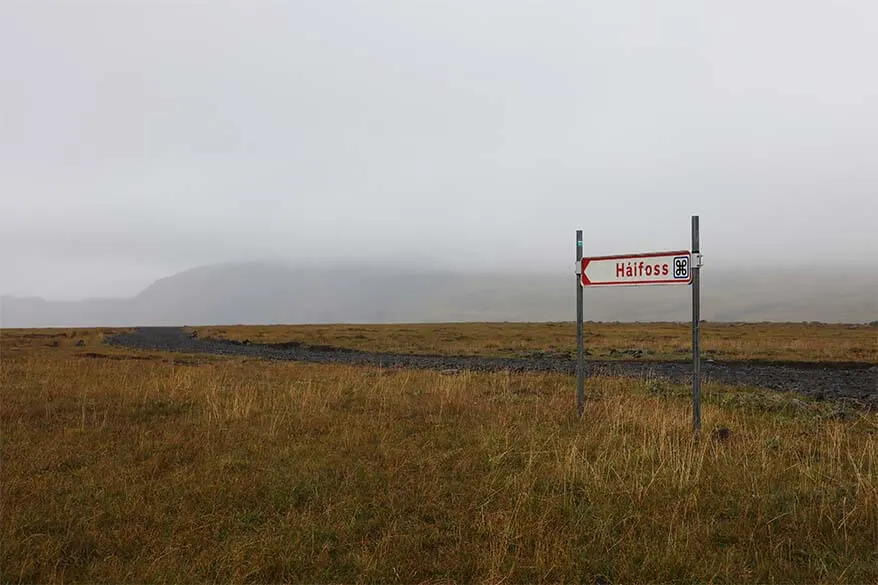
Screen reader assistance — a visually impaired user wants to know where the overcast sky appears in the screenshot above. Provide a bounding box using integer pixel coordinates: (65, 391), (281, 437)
(2, 1), (876, 299)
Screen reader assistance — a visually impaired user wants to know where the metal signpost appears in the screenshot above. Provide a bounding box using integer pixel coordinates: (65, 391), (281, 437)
(575, 216), (703, 430)
(576, 230), (585, 417)
(691, 216), (702, 431)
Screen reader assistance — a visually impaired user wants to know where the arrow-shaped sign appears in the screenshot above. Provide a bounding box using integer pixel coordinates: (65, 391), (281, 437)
(581, 250), (692, 286)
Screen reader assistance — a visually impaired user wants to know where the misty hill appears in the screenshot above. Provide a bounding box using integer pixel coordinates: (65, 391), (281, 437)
(2, 262), (876, 328)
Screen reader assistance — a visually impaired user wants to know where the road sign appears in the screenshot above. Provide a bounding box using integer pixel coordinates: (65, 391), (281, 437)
(574, 220), (703, 431)
(580, 250), (692, 286)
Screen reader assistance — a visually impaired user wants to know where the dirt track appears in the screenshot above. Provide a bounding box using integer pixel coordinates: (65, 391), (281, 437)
(107, 327), (878, 408)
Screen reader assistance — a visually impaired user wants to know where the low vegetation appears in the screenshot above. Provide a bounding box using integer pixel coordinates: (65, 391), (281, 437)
(1, 327), (876, 583)
(196, 321), (878, 363)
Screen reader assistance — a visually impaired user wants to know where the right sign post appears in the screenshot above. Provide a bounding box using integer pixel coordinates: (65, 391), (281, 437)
(575, 216), (703, 430)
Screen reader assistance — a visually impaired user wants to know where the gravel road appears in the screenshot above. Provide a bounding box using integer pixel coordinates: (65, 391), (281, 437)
(107, 327), (877, 408)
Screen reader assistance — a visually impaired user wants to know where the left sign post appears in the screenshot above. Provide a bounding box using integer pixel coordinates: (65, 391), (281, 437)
(575, 230), (585, 417)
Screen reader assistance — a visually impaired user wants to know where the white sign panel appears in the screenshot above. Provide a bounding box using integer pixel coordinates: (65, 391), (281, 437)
(581, 250), (692, 286)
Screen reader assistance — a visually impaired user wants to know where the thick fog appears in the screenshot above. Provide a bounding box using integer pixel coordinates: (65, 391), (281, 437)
(2, 1), (876, 300)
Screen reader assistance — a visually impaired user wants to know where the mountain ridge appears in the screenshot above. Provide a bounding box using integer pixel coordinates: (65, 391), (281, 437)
(2, 261), (876, 327)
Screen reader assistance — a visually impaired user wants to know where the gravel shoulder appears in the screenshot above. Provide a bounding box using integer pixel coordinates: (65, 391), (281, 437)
(107, 327), (878, 408)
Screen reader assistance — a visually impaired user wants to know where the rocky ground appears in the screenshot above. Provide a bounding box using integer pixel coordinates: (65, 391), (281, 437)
(107, 327), (878, 409)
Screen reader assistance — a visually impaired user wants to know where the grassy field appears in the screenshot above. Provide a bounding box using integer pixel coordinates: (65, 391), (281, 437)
(195, 321), (878, 362)
(1, 327), (877, 583)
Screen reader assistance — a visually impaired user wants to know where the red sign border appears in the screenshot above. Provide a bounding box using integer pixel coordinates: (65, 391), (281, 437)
(581, 250), (691, 287)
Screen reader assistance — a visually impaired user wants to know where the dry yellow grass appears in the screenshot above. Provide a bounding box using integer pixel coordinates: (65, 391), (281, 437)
(195, 322), (878, 363)
(1, 328), (876, 583)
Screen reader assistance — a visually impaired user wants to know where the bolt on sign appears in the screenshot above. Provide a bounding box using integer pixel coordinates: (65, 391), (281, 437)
(580, 250), (692, 286)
